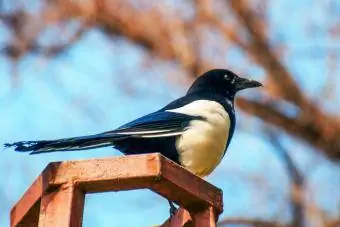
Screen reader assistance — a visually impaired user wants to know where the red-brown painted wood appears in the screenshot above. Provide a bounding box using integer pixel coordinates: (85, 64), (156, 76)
(38, 184), (84, 227)
(10, 153), (223, 227)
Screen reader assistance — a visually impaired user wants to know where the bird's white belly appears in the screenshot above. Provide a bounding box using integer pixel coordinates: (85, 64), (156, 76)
(167, 100), (230, 177)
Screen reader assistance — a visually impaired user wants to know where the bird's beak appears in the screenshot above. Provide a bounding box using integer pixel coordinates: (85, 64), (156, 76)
(235, 77), (263, 91)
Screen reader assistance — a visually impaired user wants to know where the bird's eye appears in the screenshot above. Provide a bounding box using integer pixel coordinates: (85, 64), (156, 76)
(224, 74), (236, 83)
(224, 74), (233, 82)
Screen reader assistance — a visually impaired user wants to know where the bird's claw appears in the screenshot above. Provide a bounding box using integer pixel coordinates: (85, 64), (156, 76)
(168, 200), (177, 216)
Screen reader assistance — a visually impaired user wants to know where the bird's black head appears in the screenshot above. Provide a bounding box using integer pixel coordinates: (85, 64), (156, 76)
(187, 69), (262, 99)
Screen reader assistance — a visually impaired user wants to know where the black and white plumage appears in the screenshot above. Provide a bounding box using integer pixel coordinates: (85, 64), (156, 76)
(4, 69), (262, 177)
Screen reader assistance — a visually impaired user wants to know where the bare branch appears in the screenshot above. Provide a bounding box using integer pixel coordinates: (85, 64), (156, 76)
(227, 0), (308, 107)
(218, 217), (289, 227)
(237, 98), (340, 160)
(328, 219), (340, 227)
(30, 25), (88, 56)
(266, 130), (305, 227)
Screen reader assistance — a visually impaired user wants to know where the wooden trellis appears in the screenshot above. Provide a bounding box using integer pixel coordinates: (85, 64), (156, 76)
(10, 153), (223, 227)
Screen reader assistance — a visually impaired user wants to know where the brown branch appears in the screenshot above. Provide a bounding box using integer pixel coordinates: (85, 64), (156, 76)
(225, 0), (340, 159)
(193, 0), (249, 50)
(227, 0), (308, 108)
(218, 130), (307, 227)
(0, 10), (33, 59)
(225, 1), (340, 161)
(0, 7), (88, 59)
(30, 26), (88, 56)
(266, 130), (305, 227)
(328, 219), (340, 227)
(218, 218), (289, 227)
(237, 98), (340, 160)
(43, 0), (199, 71)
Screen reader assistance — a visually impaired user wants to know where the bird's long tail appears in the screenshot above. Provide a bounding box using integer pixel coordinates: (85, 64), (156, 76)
(4, 133), (126, 155)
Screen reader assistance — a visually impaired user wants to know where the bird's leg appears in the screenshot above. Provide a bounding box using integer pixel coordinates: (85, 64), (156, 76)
(168, 200), (177, 216)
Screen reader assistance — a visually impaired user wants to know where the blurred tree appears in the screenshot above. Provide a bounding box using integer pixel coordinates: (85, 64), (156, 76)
(1, 0), (339, 226)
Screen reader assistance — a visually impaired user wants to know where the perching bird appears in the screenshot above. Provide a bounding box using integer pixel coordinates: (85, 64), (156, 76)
(5, 69), (261, 215)
(5, 69), (262, 177)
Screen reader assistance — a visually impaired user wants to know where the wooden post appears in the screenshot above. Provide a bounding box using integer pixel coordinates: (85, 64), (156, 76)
(161, 207), (217, 227)
(10, 153), (223, 227)
(39, 184), (84, 227)
(191, 206), (217, 227)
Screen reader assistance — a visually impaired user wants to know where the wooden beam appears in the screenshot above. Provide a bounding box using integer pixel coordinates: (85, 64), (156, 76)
(11, 153), (223, 227)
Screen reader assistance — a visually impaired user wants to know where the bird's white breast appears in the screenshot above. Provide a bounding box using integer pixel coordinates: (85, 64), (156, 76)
(167, 100), (230, 177)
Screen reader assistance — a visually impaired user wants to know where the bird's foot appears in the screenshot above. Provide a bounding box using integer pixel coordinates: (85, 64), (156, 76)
(168, 200), (177, 216)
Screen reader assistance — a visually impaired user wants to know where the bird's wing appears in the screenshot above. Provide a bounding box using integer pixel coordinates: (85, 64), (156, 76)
(101, 111), (204, 138)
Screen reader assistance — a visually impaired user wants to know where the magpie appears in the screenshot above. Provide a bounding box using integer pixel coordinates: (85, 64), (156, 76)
(5, 69), (261, 214)
(5, 69), (262, 176)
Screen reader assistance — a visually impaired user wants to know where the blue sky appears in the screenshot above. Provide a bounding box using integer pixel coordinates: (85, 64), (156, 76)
(1, 1), (340, 226)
